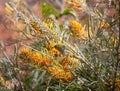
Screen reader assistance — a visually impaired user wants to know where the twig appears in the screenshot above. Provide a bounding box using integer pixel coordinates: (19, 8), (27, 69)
(112, 1), (120, 90)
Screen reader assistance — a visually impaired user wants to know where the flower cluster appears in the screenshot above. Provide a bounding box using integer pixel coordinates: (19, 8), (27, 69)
(60, 55), (81, 71)
(19, 48), (52, 67)
(46, 41), (62, 57)
(19, 48), (82, 82)
(30, 21), (44, 35)
(69, 20), (88, 40)
(47, 66), (74, 82)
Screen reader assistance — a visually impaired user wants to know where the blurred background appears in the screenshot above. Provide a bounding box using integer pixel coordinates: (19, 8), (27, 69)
(0, 0), (116, 55)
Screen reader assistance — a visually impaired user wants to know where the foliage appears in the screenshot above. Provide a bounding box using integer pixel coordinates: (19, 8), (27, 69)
(0, 0), (119, 91)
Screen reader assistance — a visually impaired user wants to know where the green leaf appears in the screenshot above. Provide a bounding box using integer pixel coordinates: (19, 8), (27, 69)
(56, 9), (78, 20)
(41, 3), (57, 17)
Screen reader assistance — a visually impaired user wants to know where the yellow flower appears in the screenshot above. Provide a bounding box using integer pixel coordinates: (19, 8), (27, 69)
(70, 56), (82, 70)
(69, 20), (88, 40)
(60, 55), (71, 65)
(47, 66), (63, 75)
(42, 57), (53, 67)
(47, 66), (74, 82)
(19, 48), (42, 66)
(99, 20), (110, 30)
(42, 17), (60, 40)
(47, 41), (56, 49)
(49, 48), (62, 57)
(46, 41), (62, 57)
(42, 18), (56, 32)
(60, 55), (82, 71)
(19, 48), (52, 67)
(64, 72), (74, 82)
(62, 65), (71, 72)
(30, 21), (44, 35)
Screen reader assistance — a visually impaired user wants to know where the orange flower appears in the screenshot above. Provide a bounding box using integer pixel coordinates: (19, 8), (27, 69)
(30, 21), (44, 35)
(64, 72), (74, 82)
(69, 20), (88, 40)
(62, 65), (71, 72)
(46, 41), (62, 57)
(60, 55), (71, 65)
(60, 55), (82, 71)
(19, 48), (42, 66)
(42, 57), (52, 67)
(47, 41), (56, 49)
(99, 20), (110, 30)
(47, 66), (74, 82)
(49, 48), (62, 57)
(19, 48), (52, 67)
